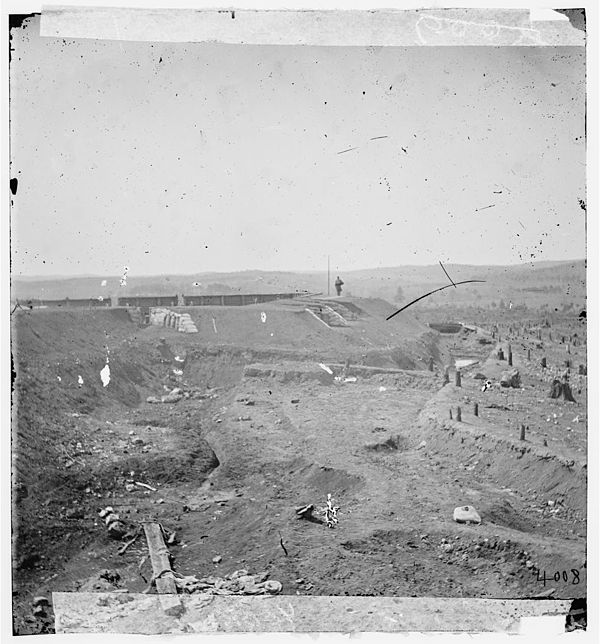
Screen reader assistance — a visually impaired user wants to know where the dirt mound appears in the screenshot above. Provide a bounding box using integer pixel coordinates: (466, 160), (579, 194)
(476, 498), (538, 533)
(243, 362), (333, 384)
(180, 298), (435, 364)
(364, 435), (408, 452)
(95, 439), (219, 488)
(290, 463), (364, 496)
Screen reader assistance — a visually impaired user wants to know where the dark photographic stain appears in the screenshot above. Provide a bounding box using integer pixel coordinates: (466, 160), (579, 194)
(8, 13), (38, 62)
(565, 597), (586, 632)
(578, 199), (586, 212)
(555, 8), (586, 32)
(10, 178), (18, 195)
(9, 13), (37, 30)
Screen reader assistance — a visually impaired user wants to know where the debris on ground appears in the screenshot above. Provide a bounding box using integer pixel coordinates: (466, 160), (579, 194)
(321, 493), (340, 528)
(295, 503), (321, 523)
(79, 569), (123, 592)
(98, 507), (128, 539)
(172, 568), (282, 595)
(481, 379), (493, 392)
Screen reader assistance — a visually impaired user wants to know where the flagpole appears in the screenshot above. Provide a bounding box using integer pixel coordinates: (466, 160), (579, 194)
(327, 256), (330, 296)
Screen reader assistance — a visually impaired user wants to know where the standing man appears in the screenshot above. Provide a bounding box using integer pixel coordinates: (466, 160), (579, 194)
(334, 276), (344, 296)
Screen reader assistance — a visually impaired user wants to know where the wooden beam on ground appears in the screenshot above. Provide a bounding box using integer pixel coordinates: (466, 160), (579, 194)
(143, 522), (183, 616)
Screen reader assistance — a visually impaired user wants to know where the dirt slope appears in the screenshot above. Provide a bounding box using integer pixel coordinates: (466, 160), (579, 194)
(10, 304), (587, 634)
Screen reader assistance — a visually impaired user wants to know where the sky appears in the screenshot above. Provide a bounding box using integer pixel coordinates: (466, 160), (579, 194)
(10, 15), (586, 278)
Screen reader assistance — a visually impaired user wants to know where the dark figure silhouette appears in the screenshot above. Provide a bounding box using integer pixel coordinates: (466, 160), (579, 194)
(334, 276), (344, 296)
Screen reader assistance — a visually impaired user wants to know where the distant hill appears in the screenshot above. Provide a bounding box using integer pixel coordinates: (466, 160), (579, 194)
(11, 260), (586, 311)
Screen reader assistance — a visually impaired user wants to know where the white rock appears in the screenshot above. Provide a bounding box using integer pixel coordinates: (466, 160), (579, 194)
(453, 505), (481, 524)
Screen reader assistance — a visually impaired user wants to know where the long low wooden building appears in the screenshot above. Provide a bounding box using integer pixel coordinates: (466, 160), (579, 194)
(15, 292), (310, 310)
(17, 297), (111, 308)
(116, 295), (179, 307)
(182, 292), (304, 306)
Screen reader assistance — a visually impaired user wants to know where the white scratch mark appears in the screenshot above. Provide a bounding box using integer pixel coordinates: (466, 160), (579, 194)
(78, 375), (84, 387)
(212, 317), (218, 334)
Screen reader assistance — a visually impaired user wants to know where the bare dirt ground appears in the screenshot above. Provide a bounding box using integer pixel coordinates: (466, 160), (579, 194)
(11, 301), (587, 634)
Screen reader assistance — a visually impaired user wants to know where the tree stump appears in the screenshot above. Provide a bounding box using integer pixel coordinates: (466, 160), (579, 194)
(443, 369), (450, 385)
(549, 379), (577, 402)
(456, 406), (462, 422)
(520, 424), (526, 441)
(498, 349), (505, 361)
(527, 349), (531, 361)
(474, 402), (479, 417)
(449, 409), (453, 420)
(428, 357), (434, 372)
(562, 382), (576, 402)
(541, 357), (547, 368)
(455, 371), (462, 387)
(508, 352), (513, 366)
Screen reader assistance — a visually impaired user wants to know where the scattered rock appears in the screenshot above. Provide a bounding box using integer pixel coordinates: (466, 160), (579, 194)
(212, 556), (222, 564)
(32, 596), (49, 607)
(161, 393), (183, 404)
(264, 580), (282, 594)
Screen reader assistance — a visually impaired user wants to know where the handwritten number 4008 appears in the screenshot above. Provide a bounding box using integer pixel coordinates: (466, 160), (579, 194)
(537, 569), (580, 585)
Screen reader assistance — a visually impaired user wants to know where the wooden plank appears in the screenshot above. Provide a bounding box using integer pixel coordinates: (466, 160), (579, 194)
(142, 523), (182, 616)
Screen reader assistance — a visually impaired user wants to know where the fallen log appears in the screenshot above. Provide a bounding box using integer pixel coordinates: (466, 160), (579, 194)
(143, 523), (182, 616)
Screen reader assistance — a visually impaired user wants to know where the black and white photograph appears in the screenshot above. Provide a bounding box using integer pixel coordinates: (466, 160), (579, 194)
(5, 2), (595, 637)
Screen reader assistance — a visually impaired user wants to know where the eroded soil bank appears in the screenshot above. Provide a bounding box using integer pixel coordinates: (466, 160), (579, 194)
(11, 304), (587, 633)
